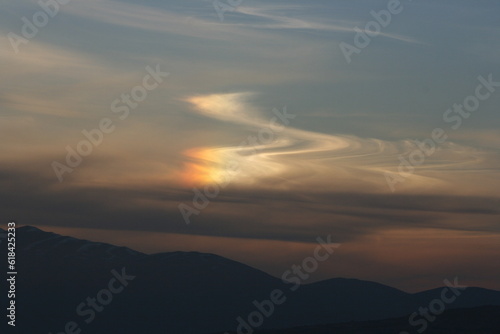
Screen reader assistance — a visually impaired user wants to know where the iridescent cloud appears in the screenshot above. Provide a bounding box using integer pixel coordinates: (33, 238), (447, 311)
(182, 92), (500, 195)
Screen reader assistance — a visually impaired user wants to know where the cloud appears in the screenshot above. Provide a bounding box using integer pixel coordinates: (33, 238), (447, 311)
(2, 163), (500, 241)
(234, 6), (424, 45)
(0, 41), (123, 118)
(62, 0), (424, 47)
(63, 0), (260, 41)
(182, 92), (500, 195)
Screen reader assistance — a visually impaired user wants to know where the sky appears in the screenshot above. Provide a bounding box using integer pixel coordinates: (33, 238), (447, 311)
(1, 0), (500, 292)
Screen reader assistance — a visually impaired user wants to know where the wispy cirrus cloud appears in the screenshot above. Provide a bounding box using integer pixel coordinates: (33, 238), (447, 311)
(62, 0), (261, 41)
(182, 92), (500, 195)
(62, 0), (423, 45)
(234, 6), (424, 45)
(0, 41), (107, 117)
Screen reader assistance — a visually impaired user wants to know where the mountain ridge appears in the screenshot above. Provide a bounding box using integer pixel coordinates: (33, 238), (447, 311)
(10, 225), (498, 292)
(1, 225), (499, 334)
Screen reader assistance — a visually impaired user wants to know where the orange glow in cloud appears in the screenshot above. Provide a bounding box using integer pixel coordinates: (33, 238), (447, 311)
(181, 147), (224, 187)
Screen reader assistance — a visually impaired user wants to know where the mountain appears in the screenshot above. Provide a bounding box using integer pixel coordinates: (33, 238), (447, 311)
(1, 226), (499, 334)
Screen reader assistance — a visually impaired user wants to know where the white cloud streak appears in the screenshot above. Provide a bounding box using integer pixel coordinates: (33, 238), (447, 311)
(183, 92), (499, 195)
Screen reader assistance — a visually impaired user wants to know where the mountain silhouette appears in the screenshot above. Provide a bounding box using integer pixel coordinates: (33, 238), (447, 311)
(1, 226), (499, 334)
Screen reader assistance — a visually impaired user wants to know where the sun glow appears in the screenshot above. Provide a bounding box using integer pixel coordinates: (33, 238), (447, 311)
(181, 147), (226, 187)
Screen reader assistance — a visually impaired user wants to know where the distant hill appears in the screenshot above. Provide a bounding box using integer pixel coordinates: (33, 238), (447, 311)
(1, 226), (499, 334)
